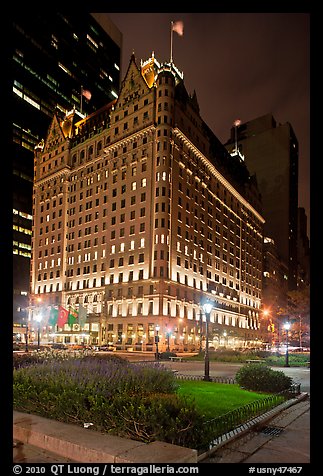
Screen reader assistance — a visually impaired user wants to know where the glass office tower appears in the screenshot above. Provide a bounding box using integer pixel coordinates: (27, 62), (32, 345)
(13, 12), (122, 326)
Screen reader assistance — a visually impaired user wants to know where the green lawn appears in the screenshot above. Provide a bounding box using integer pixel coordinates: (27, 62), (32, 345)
(177, 380), (274, 419)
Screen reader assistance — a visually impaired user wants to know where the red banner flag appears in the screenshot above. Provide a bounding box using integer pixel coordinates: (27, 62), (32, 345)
(57, 305), (69, 327)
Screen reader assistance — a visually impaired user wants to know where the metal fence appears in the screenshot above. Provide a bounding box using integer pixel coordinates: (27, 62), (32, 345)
(174, 373), (301, 452)
(203, 393), (285, 448)
(175, 373), (236, 384)
(175, 373), (301, 394)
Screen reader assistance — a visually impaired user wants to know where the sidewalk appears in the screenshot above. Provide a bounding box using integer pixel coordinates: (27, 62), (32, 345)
(200, 396), (310, 464)
(13, 440), (74, 463)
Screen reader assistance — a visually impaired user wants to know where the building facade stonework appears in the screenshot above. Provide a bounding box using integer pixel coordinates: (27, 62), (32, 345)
(30, 54), (266, 351)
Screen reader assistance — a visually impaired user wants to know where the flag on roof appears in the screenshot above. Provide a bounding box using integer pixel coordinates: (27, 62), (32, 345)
(82, 88), (92, 100)
(172, 20), (184, 36)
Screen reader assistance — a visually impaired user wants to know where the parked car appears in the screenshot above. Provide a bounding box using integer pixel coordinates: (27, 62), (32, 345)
(50, 343), (68, 350)
(68, 344), (86, 350)
(98, 345), (116, 352)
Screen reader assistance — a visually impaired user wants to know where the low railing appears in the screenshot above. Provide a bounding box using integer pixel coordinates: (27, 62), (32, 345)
(174, 375), (302, 394)
(200, 393), (286, 452)
(173, 374), (301, 453)
(175, 374), (236, 384)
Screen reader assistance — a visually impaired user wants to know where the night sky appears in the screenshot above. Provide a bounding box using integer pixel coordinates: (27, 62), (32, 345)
(106, 12), (310, 238)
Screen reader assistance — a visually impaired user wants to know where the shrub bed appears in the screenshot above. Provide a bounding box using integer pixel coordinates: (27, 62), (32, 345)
(13, 356), (214, 449)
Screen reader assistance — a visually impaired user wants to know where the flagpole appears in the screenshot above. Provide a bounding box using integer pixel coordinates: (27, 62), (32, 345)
(80, 85), (83, 114)
(170, 21), (174, 63)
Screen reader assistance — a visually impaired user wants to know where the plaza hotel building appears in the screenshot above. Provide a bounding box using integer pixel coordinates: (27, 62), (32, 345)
(30, 54), (266, 351)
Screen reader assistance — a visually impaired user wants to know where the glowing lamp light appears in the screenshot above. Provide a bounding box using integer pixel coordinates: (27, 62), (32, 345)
(283, 321), (291, 367)
(202, 302), (212, 315)
(34, 313), (42, 323)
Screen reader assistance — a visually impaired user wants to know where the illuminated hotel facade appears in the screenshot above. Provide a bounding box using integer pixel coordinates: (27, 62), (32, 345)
(30, 54), (266, 351)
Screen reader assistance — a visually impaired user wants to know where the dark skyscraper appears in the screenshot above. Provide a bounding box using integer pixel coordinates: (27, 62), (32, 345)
(12, 12), (122, 324)
(297, 207), (310, 287)
(225, 114), (299, 291)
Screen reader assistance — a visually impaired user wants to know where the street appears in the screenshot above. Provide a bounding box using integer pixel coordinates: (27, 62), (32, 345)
(114, 352), (311, 394)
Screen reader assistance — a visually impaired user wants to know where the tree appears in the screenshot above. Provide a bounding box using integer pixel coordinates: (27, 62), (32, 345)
(276, 287), (310, 348)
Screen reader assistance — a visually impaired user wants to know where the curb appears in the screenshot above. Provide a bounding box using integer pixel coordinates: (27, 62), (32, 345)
(13, 411), (197, 463)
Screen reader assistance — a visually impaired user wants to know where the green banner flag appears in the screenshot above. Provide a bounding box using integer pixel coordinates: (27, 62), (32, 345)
(42, 306), (50, 327)
(68, 307), (79, 327)
(48, 306), (58, 326)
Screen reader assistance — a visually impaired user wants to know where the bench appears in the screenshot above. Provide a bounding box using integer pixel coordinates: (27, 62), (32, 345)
(246, 359), (266, 364)
(169, 356), (183, 362)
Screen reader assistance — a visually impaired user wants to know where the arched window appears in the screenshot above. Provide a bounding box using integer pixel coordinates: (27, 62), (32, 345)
(96, 141), (102, 155)
(88, 145), (94, 158)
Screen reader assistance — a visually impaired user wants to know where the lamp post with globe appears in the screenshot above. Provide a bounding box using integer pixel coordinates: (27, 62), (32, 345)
(202, 301), (213, 381)
(284, 321), (291, 367)
(31, 296), (42, 351)
(155, 325), (160, 360)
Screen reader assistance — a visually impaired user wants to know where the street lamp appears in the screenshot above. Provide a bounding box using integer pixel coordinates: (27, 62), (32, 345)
(155, 325), (160, 360)
(33, 297), (43, 351)
(283, 321), (291, 367)
(25, 310), (30, 353)
(223, 330), (227, 347)
(202, 302), (213, 381)
(34, 312), (42, 351)
(166, 328), (170, 352)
